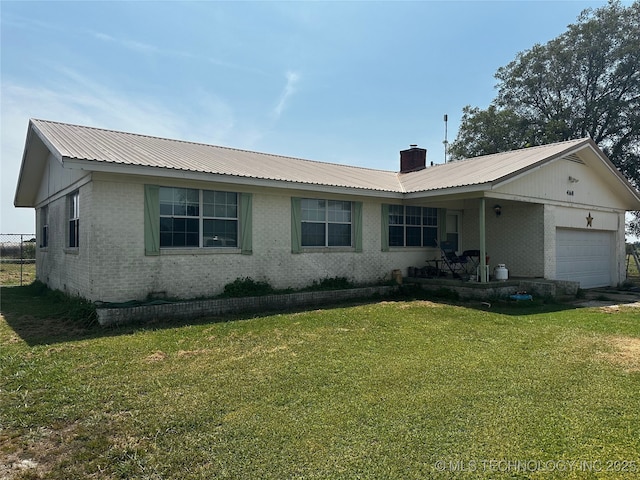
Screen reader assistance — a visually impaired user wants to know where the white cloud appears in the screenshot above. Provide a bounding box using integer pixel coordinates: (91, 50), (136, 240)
(91, 30), (267, 76)
(0, 68), (238, 232)
(273, 71), (300, 120)
(92, 31), (163, 55)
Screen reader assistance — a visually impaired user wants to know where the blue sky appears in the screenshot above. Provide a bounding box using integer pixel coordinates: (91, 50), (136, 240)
(0, 0), (619, 234)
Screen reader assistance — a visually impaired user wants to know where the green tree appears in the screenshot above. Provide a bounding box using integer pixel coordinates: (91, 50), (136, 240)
(448, 0), (640, 233)
(448, 106), (534, 159)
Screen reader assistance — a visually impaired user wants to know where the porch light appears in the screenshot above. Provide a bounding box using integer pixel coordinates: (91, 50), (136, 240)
(493, 204), (502, 217)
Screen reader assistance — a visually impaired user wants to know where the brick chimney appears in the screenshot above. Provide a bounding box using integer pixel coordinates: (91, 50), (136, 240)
(400, 145), (427, 173)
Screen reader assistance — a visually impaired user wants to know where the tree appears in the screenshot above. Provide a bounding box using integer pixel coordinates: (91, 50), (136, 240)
(448, 1), (640, 234)
(448, 106), (533, 159)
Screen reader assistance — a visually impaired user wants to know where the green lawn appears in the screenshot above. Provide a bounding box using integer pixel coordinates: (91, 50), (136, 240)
(1, 285), (639, 479)
(0, 262), (35, 287)
(628, 253), (640, 281)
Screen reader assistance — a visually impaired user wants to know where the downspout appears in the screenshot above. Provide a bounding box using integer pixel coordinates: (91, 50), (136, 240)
(479, 197), (487, 283)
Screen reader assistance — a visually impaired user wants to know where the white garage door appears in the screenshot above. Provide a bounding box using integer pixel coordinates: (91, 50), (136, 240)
(556, 229), (613, 288)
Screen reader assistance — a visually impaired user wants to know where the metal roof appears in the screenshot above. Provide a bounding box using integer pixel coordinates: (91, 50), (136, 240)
(399, 138), (590, 193)
(18, 119), (637, 206)
(29, 119), (401, 193)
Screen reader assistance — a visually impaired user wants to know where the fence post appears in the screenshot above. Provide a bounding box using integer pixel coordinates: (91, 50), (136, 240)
(20, 234), (24, 286)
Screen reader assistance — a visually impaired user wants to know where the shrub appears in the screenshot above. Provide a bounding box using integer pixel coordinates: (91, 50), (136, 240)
(221, 277), (275, 297)
(305, 277), (354, 291)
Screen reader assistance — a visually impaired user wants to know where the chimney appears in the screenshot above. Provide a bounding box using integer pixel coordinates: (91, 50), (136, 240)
(400, 144), (427, 173)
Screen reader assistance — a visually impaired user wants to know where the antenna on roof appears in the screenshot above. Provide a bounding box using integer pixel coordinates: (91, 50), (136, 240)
(443, 114), (448, 163)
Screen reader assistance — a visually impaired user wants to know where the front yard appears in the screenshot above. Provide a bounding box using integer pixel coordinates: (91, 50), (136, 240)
(1, 284), (639, 479)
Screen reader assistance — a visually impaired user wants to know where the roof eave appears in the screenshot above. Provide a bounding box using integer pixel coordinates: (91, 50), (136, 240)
(491, 138), (640, 208)
(584, 138), (640, 206)
(491, 139), (592, 190)
(404, 183), (492, 199)
(14, 121), (60, 207)
(63, 158), (406, 199)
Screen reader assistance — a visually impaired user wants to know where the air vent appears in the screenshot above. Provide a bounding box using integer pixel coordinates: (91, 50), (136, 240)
(564, 153), (584, 164)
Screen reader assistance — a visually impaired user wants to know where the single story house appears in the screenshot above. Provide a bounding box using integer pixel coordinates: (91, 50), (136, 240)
(14, 119), (640, 303)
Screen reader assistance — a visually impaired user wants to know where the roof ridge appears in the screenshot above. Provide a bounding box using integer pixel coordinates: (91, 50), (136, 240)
(30, 118), (396, 175)
(452, 137), (590, 163)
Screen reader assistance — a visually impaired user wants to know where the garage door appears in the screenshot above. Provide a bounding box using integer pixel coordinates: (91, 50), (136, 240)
(556, 229), (613, 288)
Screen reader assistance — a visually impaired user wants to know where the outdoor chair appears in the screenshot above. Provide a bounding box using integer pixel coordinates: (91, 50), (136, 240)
(438, 241), (471, 279)
(461, 250), (481, 272)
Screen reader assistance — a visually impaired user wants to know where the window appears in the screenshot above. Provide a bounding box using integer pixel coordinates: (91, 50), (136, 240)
(68, 191), (79, 248)
(159, 187), (238, 248)
(446, 212), (460, 251)
(301, 198), (352, 247)
(40, 206), (49, 248)
(388, 205), (438, 247)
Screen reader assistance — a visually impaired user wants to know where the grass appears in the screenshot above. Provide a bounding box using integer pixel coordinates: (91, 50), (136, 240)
(1, 284), (640, 479)
(627, 253), (640, 282)
(0, 262), (35, 287)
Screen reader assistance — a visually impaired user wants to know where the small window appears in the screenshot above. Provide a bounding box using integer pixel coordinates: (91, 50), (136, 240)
(68, 192), (79, 248)
(301, 199), (352, 247)
(41, 206), (49, 248)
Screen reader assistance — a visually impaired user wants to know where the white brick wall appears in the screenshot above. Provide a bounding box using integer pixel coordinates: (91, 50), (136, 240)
(461, 200), (545, 278)
(70, 180), (434, 302)
(36, 176), (627, 302)
(36, 184), (92, 297)
(486, 203), (545, 277)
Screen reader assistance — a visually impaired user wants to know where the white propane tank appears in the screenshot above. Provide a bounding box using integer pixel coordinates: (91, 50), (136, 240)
(494, 264), (508, 281)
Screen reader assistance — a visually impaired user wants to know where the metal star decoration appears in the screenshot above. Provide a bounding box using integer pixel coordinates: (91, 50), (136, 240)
(586, 212), (593, 227)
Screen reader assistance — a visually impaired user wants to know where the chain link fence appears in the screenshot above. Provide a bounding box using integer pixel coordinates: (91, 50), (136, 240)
(0, 233), (36, 286)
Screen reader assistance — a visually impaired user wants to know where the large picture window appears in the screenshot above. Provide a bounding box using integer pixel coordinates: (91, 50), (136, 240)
(301, 199), (352, 247)
(159, 187), (238, 248)
(68, 191), (79, 248)
(388, 205), (438, 247)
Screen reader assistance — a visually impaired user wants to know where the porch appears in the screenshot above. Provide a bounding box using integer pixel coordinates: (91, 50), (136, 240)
(404, 275), (580, 300)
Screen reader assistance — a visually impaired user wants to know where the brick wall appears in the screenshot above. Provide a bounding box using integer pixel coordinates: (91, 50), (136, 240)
(96, 285), (398, 326)
(38, 176), (592, 303)
(82, 179), (432, 303)
(461, 201), (545, 278)
(36, 183), (93, 297)
(486, 203), (545, 277)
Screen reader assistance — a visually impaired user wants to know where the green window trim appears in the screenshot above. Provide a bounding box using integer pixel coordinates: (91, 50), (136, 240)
(240, 193), (253, 255)
(354, 201), (363, 253)
(144, 185), (160, 255)
(144, 185), (252, 255)
(292, 197), (361, 253)
(381, 204), (389, 252)
(291, 197), (302, 253)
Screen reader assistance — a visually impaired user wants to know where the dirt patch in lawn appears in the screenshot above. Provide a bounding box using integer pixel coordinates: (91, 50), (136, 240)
(0, 424), (76, 480)
(597, 335), (640, 373)
(597, 301), (640, 313)
(383, 300), (443, 309)
(144, 350), (168, 362)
